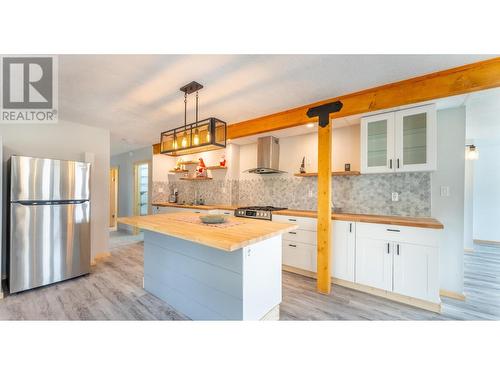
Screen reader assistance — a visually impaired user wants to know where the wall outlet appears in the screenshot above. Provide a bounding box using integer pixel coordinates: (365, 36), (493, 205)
(440, 186), (450, 197)
(308, 189), (313, 198)
(158, 187), (164, 193)
(391, 192), (399, 202)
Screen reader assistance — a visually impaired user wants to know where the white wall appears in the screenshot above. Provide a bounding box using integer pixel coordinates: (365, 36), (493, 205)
(471, 139), (500, 242)
(463, 155), (474, 250)
(238, 123), (360, 179)
(0, 120), (110, 275)
(111, 146), (152, 232)
(431, 107), (466, 295)
(466, 90), (500, 243)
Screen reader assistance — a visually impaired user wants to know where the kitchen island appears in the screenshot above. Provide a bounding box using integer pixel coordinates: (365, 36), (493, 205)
(118, 212), (297, 320)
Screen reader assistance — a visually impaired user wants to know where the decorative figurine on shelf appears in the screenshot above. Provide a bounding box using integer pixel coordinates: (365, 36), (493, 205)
(175, 158), (183, 171)
(220, 155), (226, 167)
(196, 158), (207, 178)
(299, 156), (306, 174)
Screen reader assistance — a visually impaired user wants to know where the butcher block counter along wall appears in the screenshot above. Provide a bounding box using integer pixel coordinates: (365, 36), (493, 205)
(152, 202), (443, 229)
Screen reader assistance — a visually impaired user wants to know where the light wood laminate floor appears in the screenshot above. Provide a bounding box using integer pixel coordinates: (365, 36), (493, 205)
(0, 242), (498, 320)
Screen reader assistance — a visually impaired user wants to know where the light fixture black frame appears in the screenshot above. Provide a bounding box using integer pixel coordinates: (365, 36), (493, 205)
(160, 117), (227, 156)
(160, 81), (227, 156)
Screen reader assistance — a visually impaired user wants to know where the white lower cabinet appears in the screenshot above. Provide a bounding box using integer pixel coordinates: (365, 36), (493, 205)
(276, 214), (317, 273)
(331, 221), (355, 282)
(276, 215), (441, 307)
(355, 222), (440, 303)
(355, 237), (393, 291)
(282, 240), (317, 272)
(392, 242), (439, 302)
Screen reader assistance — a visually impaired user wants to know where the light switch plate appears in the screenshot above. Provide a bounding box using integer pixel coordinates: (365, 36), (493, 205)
(440, 186), (450, 197)
(391, 192), (399, 202)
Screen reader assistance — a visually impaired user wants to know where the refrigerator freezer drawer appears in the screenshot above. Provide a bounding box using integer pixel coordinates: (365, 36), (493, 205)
(9, 201), (91, 293)
(10, 155), (90, 202)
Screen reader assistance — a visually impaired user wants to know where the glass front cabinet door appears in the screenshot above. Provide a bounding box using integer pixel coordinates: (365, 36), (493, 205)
(361, 104), (437, 174)
(361, 112), (395, 174)
(394, 104), (437, 172)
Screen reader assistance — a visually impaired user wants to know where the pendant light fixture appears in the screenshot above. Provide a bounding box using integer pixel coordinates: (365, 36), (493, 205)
(160, 81), (227, 156)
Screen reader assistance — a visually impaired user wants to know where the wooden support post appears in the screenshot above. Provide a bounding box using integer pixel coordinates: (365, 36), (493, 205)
(317, 122), (332, 294)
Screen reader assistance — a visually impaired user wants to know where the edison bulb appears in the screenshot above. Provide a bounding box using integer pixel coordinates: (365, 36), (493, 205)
(193, 129), (200, 145)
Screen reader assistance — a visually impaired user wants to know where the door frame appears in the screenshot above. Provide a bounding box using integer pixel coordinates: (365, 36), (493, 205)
(133, 160), (152, 233)
(109, 167), (119, 230)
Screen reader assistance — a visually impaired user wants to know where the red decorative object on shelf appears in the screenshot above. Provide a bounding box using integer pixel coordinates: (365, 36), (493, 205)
(196, 158), (207, 177)
(220, 155), (226, 167)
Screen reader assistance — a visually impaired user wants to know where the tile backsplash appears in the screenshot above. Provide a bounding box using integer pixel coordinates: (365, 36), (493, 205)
(153, 172), (431, 217)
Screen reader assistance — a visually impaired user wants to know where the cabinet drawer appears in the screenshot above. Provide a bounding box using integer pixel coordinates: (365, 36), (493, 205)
(282, 240), (316, 272)
(283, 229), (317, 245)
(356, 222), (440, 247)
(273, 214), (317, 231)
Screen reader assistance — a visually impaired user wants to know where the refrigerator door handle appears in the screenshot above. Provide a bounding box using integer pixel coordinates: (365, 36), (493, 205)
(14, 199), (89, 206)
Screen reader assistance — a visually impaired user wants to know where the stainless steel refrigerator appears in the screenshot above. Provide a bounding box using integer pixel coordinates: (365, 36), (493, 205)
(9, 156), (91, 293)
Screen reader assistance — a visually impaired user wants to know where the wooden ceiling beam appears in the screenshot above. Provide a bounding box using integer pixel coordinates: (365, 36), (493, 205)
(227, 57), (500, 139)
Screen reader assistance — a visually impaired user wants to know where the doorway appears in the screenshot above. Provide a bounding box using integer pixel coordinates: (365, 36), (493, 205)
(459, 87), (500, 319)
(109, 167), (119, 230)
(133, 160), (152, 234)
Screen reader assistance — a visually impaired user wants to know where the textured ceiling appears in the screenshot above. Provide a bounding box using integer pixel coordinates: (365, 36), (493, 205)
(57, 55), (493, 155)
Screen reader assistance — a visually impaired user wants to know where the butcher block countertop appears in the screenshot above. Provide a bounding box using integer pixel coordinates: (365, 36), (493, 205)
(274, 209), (444, 229)
(152, 202), (238, 211)
(118, 212), (298, 252)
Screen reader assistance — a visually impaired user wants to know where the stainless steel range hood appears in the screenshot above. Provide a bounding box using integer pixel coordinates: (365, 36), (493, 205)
(245, 136), (286, 174)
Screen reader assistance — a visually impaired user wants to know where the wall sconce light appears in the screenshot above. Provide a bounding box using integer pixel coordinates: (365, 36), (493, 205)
(465, 144), (479, 160)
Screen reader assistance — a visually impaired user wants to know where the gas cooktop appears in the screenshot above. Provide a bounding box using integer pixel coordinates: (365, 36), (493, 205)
(235, 206), (287, 220)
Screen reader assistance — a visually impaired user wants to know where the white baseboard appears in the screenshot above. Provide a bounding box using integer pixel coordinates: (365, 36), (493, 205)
(440, 289), (466, 301)
(474, 239), (500, 247)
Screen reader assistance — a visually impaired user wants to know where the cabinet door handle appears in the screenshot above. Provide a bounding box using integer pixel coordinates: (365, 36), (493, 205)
(386, 229), (400, 232)
(387, 243), (390, 254)
(349, 223), (352, 233)
(288, 218), (297, 222)
(397, 158), (400, 169)
(288, 231), (297, 234)
(288, 244), (297, 248)
(397, 244), (400, 255)
(389, 159), (393, 169)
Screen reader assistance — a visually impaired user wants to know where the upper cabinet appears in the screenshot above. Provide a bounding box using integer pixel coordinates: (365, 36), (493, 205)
(361, 112), (395, 174)
(361, 104), (436, 174)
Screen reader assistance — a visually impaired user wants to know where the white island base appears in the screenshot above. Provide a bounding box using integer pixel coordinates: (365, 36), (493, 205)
(143, 231), (282, 321)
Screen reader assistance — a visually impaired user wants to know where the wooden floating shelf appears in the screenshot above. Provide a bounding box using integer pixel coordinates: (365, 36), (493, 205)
(177, 160), (198, 165)
(206, 165), (227, 170)
(179, 177), (213, 181)
(294, 171), (361, 177)
(169, 169), (189, 174)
